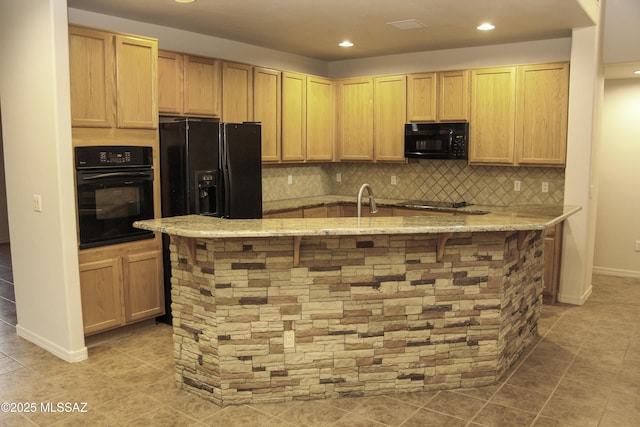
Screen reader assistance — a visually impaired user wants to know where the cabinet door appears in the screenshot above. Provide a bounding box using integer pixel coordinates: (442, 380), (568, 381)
(438, 70), (470, 121)
(282, 72), (307, 162)
(114, 35), (158, 129)
(469, 67), (517, 164)
(184, 55), (222, 117)
(253, 67), (281, 163)
(264, 209), (303, 218)
(123, 249), (164, 323)
(338, 77), (374, 161)
(374, 75), (407, 162)
(515, 63), (569, 166)
(158, 50), (184, 114)
(303, 206), (327, 218)
(222, 61), (253, 123)
(79, 257), (124, 335)
(407, 72), (437, 122)
(68, 26), (115, 128)
(306, 76), (335, 161)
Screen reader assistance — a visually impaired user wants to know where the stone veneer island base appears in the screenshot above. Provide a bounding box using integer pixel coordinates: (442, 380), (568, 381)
(169, 229), (543, 406)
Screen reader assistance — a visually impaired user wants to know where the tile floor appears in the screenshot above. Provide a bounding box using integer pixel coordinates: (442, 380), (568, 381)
(0, 242), (639, 426)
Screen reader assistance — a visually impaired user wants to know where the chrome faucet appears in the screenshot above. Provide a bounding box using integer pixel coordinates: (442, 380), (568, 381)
(357, 183), (378, 218)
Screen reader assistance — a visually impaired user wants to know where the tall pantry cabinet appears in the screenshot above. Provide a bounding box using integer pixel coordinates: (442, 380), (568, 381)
(69, 25), (164, 336)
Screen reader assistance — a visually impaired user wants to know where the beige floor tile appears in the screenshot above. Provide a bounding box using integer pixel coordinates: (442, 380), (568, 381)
(598, 409), (640, 427)
(347, 395), (420, 426)
(201, 404), (275, 427)
(111, 363), (170, 389)
(0, 413), (37, 426)
(94, 391), (165, 425)
(275, 399), (352, 426)
(471, 402), (537, 427)
(552, 376), (611, 406)
(0, 354), (23, 375)
(402, 408), (467, 427)
(490, 383), (550, 414)
(126, 406), (202, 426)
(540, 395), (604, 427)
(424, 390), (486, 420)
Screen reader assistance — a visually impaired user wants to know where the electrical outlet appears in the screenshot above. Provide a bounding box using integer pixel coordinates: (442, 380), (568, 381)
(284, 330), (295, 348)
(287, 175), (293, 185)
(391, 175), (397, 185)
(541, 182), (549, 193)
(514, 181), (521, 192)
(336, 173), (342, 183)
(32, 195), (42, 212)
(636, 240), (640, 252)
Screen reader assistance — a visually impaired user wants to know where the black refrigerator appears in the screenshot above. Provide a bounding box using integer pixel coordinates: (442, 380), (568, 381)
(158, 117), (262, 323)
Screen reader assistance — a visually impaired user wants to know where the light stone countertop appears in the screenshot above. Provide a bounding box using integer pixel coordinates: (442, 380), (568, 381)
(134, 200), (581, 239)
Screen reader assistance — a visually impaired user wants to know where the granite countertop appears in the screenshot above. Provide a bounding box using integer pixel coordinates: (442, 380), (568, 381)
(134, 196), (581, 239)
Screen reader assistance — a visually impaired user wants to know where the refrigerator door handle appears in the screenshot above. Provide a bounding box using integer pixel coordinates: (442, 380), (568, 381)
(222, 128), (231, 218)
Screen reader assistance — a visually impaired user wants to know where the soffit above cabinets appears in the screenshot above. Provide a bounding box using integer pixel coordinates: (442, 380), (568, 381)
(68, 0), (596, 62)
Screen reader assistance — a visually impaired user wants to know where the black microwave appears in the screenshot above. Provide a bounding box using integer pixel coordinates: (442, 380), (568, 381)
(404, 122), (469, 159)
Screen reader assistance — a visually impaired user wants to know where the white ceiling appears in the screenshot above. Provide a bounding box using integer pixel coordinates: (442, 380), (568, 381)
(67, 0), (640, 77)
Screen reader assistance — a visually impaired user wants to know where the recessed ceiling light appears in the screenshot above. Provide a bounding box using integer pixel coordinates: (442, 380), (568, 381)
(339, 41), (354, 47)
(174, 0), (196, 3)
(634, 70), (640, 75)
(477, 23), (495, 31)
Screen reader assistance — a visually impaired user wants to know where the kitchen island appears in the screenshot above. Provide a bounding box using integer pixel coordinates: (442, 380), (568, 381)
(135, 205), (579, 406)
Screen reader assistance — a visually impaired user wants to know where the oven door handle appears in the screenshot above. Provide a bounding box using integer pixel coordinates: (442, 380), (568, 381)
(79, 171), (153, 181)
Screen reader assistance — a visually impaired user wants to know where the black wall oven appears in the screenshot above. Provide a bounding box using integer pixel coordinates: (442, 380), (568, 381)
(75, 146), (155, 249)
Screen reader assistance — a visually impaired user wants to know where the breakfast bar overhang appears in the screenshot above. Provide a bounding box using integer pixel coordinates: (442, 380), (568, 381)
(135, 205), (580, 406)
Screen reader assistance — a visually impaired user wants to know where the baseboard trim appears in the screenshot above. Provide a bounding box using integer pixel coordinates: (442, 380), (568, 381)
(557, 284), (593, 305)
(592, 266), (640, 279)
(16, 325), (88, 363)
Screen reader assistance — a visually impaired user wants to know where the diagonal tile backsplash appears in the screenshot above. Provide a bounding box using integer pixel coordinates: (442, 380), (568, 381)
(263, 160), (564, 206)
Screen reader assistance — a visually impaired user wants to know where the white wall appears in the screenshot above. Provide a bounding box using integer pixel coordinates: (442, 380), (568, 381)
(0, 112), (10, 243)
(593, 79), (640, 277)
(557, 25), (604, 305)
(328, 38), (571, 78)
(0, 0), (86, 361)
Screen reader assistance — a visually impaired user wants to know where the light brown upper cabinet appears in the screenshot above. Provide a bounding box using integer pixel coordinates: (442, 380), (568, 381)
(470, 63), (569, 166)
(338, 77), (374, 161)
(281, 72), (307, 162)
(183, 55), (222, 117)
(158, 52), (222, 117)
(438, 70), (470, 122)
(253, 67), (282, 163)
(374, 75), (407, 162)
(69, 26), (158, 129)
(306, 76), (335, 162)
(407, 72), (437, 122)
(114, 35), (158, 129)
(157, 50), (184, 114)
(407, 70), (470, 122)
(469, 66), (517, 164)
(222, 61), (253, 123)
(69, 26), (115, 128)
(515, 63), (569, 166)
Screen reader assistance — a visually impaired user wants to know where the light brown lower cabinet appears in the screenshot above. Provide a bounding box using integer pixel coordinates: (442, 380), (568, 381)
(544, 223), (563, 302)
(78, 239), (164, 336)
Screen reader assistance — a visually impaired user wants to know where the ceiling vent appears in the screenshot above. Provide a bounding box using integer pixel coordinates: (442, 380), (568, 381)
(387, 19), (427, 30)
